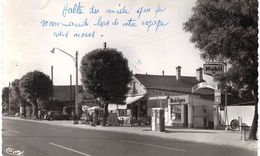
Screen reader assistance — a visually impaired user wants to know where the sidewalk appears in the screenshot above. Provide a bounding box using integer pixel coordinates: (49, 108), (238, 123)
(3, 117), (258, 151)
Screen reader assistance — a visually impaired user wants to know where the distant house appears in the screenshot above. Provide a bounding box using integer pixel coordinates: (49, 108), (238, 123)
(51, 85), (81, 111)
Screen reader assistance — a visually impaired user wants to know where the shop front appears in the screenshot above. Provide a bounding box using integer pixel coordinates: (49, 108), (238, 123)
(108, 95), (147, 125)
(166, 95), (192, 127)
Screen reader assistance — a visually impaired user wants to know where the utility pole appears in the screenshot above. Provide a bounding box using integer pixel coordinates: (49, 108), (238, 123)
(224, 62), (228, 126)
(51, 66), (53, 109)
(8, 82), (11, 116)
(70, 74), (72, 101)
(74, 51), (79, 124)
(50, 48), (79, 124)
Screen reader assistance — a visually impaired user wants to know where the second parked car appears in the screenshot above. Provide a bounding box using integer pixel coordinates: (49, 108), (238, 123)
(44, 111), (70, 120)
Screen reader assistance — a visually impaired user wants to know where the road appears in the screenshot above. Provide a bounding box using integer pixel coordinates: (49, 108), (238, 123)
(2, 119), (257, 156)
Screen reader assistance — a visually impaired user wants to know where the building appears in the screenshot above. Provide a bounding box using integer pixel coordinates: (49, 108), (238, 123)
(121, 66), (216, 128)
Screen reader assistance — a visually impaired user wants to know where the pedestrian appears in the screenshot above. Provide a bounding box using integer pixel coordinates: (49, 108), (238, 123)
(85, 112), (90, 125)
(203, 109), (208, 129)
(90, 113), (94, 126)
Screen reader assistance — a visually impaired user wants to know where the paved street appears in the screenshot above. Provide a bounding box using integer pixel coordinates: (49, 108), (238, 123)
(2, 119), (257, 156)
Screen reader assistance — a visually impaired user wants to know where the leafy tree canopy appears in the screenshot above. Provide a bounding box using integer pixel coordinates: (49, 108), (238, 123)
(9, 79), (22, 113)
(184, 0), (258, 93)
(2, 87), (9, 113)
(19, 70), (53, 118)
(80, 48), (132, 104)
(19, 70), (53, 101)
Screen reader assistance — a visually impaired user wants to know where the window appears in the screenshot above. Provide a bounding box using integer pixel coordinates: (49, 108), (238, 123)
(170, 105), (181, 121)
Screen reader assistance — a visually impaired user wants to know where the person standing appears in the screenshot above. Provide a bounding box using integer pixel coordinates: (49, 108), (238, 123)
(203, 109), (208, 129)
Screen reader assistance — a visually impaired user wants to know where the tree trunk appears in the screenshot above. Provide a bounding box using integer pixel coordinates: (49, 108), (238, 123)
(102, 103), (109, 126)
(31, 98), (38, 119)
(249, 89), (258, 140)
(22, 104), (26, 117)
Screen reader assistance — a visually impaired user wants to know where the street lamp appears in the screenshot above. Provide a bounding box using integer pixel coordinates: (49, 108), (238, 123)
(50, 47), (79, 124)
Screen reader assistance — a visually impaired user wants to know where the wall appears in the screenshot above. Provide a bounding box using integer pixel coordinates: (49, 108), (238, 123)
(127, 77), (147, 96)
(218, 105), (254, 127)
(192, 95), (214, 128)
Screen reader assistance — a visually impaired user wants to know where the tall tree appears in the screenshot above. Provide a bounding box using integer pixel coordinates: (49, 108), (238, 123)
(2, 87), (9, 113)
(80, 48), (132, 126)
(19, 70), (53, 119)
(184, 0), (258, 140)
(9, 79), (22, 115)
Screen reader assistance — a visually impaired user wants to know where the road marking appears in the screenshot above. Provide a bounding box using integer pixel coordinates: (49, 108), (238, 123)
(6, 129), (20, 134)
(49, 143), (91, 156)
(120, 140), (186, 152)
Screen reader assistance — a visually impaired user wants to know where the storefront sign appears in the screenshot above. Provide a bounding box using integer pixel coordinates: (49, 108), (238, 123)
(169, 95), (189, 104)
(203, 64), (224, 76)
(214, 90), (221, 105)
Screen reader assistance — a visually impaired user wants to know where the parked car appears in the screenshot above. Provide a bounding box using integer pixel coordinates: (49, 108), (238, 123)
(44, 111), (70, 120)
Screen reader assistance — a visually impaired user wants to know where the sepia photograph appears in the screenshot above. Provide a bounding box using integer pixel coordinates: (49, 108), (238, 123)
(1, 0), (258, 155)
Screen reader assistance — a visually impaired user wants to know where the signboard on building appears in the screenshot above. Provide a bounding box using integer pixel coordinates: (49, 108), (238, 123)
(169, 95), (189, 105)
(214, 90), (221, 105)
(203, 64), (224, 77)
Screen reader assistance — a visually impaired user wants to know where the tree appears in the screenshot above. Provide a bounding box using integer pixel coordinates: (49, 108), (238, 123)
(19, 70), (53, 119)
(80, 48), (132, 126)
(184, 0), (258, 140)
(2, 87), (9, 113)
(9, 79), (22, 115)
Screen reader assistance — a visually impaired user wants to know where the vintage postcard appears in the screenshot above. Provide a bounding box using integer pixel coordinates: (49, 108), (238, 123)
(1, 0), (258, 155)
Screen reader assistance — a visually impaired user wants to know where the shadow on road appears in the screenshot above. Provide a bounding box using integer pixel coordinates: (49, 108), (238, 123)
(164, 130), (216, 134)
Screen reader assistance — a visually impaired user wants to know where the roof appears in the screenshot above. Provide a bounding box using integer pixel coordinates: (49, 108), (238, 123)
(53, 85), (83, 102)
(135, 74), (213, 95)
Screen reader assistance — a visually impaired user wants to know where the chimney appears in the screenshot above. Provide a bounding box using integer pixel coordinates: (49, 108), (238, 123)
(162, 70), (164, 76)
(196, 67), (203, 82)
(176, 66), (181, 80)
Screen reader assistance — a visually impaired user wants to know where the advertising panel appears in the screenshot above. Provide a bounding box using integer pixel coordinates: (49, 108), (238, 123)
(169, 95), (189, 105)
(203, 64), (224, 76)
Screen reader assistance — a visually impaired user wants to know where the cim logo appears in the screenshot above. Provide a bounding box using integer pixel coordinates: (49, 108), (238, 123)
(203, 64), (224, 76)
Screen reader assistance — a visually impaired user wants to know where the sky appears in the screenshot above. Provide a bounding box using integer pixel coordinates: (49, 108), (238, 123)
(2, 0), (214, 87)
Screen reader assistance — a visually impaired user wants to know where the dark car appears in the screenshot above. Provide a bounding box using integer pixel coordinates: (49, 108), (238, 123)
(44, 111), (70, 120)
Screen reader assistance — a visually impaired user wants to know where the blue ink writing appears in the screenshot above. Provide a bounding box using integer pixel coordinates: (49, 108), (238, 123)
(141, 19), (169, 31)
(123, 18), (137, 27)
(61, 18), (88, 27)
(112, 18), (119, 26)
(155, 4), (166, 17)
(89, 5), (99, 14)
(94, 17), (110, 27)
(137, 59), (142, 64)
(136, 7), (151, 19)
(73, 31), (95, 38)
(40, 18), (88, 28)
(62, 2), (84, 18)
(40, 20), (59, 27)
(53, 31), (69, 38)
(106, 4), (129, 14)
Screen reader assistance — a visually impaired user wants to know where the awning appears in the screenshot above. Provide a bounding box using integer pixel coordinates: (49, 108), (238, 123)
(148, 96), (168, 100)
(108, 95), (145, 111)
(108, 104), (127, 110)
(88, 106), (103, 111)
(125, 95), (144, 105)
(82, 105), (90, 111)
